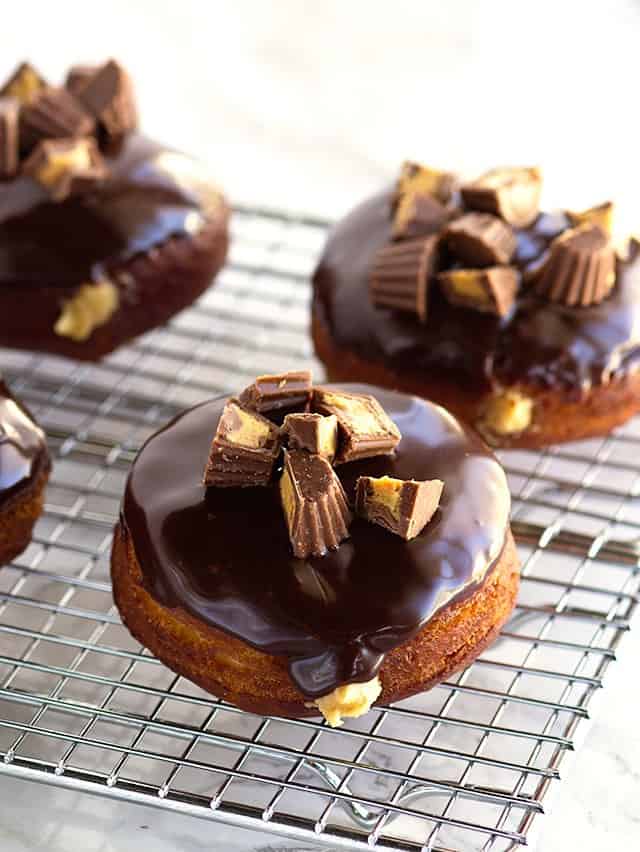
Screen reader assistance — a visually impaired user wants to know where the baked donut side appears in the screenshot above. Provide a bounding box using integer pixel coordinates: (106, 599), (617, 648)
(312, 305), (640, 449)
(111, 521), (519, 718)
(0, 385), (51, 566)
(0, 457), (50, 566)
(0, 209), (230, 362)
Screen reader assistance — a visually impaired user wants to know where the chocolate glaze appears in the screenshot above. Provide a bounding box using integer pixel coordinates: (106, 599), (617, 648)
(0, 381), (47, 505)
(0, 133), (223, 288)
(313, 189), (640, 397)
(122, 384), (510, 698)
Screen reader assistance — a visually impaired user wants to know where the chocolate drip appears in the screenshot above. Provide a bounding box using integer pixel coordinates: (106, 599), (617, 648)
(0, 133), (222, 287)
(122, 385), (510, 698)
(0, 382), (47, 504)
(313, 189), (640, 393)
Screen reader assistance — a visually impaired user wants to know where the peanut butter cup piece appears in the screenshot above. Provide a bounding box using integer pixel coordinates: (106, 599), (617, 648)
(313, 388), (401, 464)
(531, 223), (616, 307)
(355, 475), (443, 540)
(65, 64), (98, 95)
(239, 370), (312, 415)
(395, 160), (455, 205)
(444, 212), (516, 267)
(0, 62), (46, 104)
(279, 449), (352, 558)
(203, 399), (281, 487)
(19, 86), (95, 152)
(461, 167), (542, 228)
(437, 266), (519, 317)
(282, 413), (338, 460)
(567, 201), (614, 237)
(0, 98), (19, 179)
(22, 137), (107, 201)
(393, 192), (449, 240)
(370, 236), (439, 322)
(73, 60), (137, 144)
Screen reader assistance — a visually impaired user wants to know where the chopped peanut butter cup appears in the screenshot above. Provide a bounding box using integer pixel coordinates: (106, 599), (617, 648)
(73, 60), (138, 145)
(203, 399), (281, 487)
(0, 98), (19, 179)
(279, 449), (352, 558)
(22, 137), (106, 202)
(282, 412), (338, 460)
(313, 388), (401, 464)
(0, 62), (46, 104)
(355, 475), (443, 540)
(461, 167), (542, 228)
(444, 212), (516, 267)
(19, 86), (94, 153)
(438, 266), (519, 317)
(393, 192), (449, 240)
(370, 235), (439, 322)
(532, 223), (616, 307)
(567, 201), (614, 237)
(65, 65), (98, 95)
(395, 160), (455, 206)
(239, 370), (312, 415)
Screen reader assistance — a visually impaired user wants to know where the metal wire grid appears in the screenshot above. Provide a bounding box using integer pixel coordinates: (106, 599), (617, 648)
(0, 205), (638, 852)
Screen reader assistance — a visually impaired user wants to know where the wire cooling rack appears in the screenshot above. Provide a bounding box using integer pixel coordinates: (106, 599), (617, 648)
(0, 205), (638, 852)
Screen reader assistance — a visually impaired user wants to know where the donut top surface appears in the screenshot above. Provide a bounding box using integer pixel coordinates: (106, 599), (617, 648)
(0, 134), (225, 288)
(0, 381), (47, 504)
(122, 384), (510, 698)
(313, 185), (640, 395)
(0, 60), (225, 289)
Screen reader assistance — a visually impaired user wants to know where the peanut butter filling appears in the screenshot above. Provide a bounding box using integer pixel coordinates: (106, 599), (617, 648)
(482, 390), (533, 436)
(54, 279), (119, 342)
(314, 677), (382, 727)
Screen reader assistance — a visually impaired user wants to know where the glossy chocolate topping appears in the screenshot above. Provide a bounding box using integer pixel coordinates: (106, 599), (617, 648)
(0, 132), (224, 288)
(122, 384), (510, 698)
(313, 189), (640, 395)
(0, 381), (47, 504)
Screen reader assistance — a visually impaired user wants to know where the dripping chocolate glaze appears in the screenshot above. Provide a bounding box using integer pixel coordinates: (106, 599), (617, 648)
(0, 382), (47, 504)
(122, 385), (510, 698)
(313, 189), (640, 396)
(0, 133), (224, 287)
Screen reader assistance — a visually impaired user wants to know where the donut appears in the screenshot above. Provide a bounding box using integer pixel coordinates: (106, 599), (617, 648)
(0, 380), (50, 565)
(312, 163), (640, 447)
(0, 60), (229, 360)
(112, 375), (518, 725)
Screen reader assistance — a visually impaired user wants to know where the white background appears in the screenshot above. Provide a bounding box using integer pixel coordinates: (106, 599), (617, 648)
(2, 2), (640, 849)
(5, 0), (640, 223)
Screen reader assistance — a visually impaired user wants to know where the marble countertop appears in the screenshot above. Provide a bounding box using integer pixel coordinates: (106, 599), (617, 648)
(2, 1), (640, 848)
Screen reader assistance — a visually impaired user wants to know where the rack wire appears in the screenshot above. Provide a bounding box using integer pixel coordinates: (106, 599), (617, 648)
(0, 204), (638, 851)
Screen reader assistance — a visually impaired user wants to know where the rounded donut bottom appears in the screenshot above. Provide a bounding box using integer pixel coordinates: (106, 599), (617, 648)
(0, 211), (230, 362)
(111, 520), (520, 719)
(0, 455), (51, 567)
(312, 306), (640, 449)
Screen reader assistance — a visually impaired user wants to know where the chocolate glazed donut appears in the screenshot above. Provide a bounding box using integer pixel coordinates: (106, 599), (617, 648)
(312, 188), (640, 447)
(0, 133), (229, 360)
(0, 381), (50, 565)
(111, 385), (518, 721)
(0, 60), (229, 360)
